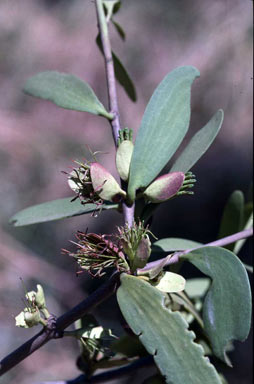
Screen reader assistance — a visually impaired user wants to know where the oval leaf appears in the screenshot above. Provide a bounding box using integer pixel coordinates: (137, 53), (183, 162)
(23, 71), (112, 119)
(218, 190), (244, 251)
(117, 274), (221, 384)
(9, 198), (117, 227)
(183, 247), (252, 365)
(170, 109), (224, 173)
(128, 66), (200, 201)
(152, 237), (202, 253)
(153, 271), (186, 293)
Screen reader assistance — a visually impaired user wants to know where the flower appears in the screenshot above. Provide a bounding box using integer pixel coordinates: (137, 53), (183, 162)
(63, 231), (129, 277)
(117, 221), (154, 271)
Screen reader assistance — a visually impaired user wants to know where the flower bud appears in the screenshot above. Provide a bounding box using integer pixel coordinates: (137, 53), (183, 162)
(117, 221), (154, 272)
(116, 140), (134, 181)
(143, 172), (185, 203)
(25, 284), (46, 309)
(35, 284), (46, 309)
(133, 234), (151, 270)
(90, 163), (126, 203)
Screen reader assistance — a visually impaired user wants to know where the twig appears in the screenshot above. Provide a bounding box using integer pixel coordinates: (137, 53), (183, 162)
(95, 0), (135, 227)
(95, 0), (120, 146)
(140, 228), (253, 273)
(0, 273), (119, 376)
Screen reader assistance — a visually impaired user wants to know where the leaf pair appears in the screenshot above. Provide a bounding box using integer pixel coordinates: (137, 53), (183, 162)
(127, 66), (224, 202)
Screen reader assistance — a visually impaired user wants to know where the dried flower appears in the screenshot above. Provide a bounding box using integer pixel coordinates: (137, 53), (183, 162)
(64, 232), (129, 277)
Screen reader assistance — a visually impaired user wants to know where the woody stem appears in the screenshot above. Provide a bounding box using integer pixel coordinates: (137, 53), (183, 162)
(95, 0), (134, 227)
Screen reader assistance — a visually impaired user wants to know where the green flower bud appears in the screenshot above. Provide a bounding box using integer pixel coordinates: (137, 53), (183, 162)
(90, 162), (126, 203)
(117, 222), (154, 272)
(116, 140), (134, 181)
(25, 284), (46, 309)
(133, 234), (151, 270)
(35, 284), (46, 309)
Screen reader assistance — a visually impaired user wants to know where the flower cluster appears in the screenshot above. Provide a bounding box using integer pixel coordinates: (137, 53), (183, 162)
(116, 221), (154, 272)
(15, 284), (49, 328)
(66, 160), (126, 207)
(63, 232), (129, 277)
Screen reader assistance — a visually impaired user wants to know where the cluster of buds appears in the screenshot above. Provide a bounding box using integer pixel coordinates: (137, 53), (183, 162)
(15, 284), (50, 328)
(64, 221), (155, 277)
(66, 159), (126, 206)
(63, 232), (129, 277)
(117, 221), (153, 272)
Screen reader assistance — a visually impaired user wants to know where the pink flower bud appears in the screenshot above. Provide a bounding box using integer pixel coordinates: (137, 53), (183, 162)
(143, 172), (185, 203)
(90, 163), (126, 203)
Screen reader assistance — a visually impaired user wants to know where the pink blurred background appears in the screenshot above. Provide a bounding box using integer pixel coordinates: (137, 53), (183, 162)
(0, 1), (252, 383)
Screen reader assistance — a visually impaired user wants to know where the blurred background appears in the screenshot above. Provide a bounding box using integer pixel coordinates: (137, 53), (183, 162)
(0, 0), (252, 383)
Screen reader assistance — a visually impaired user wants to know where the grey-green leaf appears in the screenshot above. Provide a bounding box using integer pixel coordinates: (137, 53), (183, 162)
(117, 274), (222, 384)
(152, 237), (202, 253)
(10, 198), (117, 227)
(23, 71), (113, 119)
(218, 190), (244, 251)
(170, 109), (224, 173)
(183, 247), (252, 365)
(128, 66), (200, 201)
